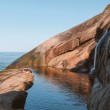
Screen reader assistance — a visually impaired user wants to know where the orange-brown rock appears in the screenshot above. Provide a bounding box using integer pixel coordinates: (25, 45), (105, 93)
(7, 5), (110, 73)
(0, 69), (34, 110)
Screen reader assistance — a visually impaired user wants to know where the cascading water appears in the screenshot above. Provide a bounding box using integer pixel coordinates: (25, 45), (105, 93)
(90, 28), (110, 75)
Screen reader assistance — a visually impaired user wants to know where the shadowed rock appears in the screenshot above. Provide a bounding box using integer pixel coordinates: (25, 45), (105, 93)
(88, 28), (110, 110)
(0, 91), (27, 110)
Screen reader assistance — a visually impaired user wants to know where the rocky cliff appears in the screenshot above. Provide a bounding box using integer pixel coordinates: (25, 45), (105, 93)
(88, 27), (110, 110)
(7, 5), (110, 73)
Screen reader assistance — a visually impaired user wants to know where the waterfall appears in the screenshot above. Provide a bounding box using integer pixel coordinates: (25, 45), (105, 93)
(90, 29), (108, 74)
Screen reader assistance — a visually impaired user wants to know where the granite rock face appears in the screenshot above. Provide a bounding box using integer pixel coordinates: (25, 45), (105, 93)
(0, 69), (34, 110)
(88, 28), (110, 110)
(7, 5), (110, 72)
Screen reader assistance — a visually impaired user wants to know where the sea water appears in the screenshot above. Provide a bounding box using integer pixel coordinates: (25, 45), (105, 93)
(0, 52), (92, 110)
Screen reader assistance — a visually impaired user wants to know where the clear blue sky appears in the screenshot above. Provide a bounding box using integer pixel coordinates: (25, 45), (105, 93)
(0, 0), (110, 52)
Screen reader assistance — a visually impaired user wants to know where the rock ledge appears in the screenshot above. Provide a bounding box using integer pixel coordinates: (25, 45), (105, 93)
(0, 68), (34, 110)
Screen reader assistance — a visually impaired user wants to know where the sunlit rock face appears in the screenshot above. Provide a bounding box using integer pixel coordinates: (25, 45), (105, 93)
(7, 5), (110, 73)
(88, 28), (110, 110)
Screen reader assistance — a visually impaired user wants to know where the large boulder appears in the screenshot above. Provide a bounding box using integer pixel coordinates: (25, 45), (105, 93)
(7, 5), (110, 73)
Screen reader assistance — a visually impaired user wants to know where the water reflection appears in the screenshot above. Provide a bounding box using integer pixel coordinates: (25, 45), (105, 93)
(35, 67), (93, 103)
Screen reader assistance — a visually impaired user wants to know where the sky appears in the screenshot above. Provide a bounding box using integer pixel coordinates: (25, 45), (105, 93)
(0, 0), (110, 52)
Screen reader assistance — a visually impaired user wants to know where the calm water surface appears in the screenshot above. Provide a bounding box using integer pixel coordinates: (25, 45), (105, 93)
(0, 52), (92, 110)
(0, 52), (25, 70)
(25, 67), (92, 110)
